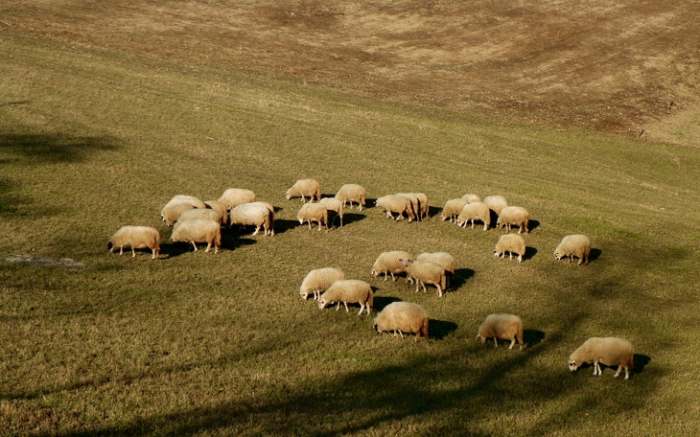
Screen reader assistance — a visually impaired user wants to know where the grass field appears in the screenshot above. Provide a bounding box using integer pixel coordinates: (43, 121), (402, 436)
(2, 3), (700, 436)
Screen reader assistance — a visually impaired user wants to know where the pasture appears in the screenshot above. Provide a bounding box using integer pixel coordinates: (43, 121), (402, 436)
(2, 2), (700, 435)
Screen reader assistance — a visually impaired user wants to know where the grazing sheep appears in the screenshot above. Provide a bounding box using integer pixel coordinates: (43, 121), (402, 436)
(494, 234), (526, 263)
(178, 208), (223, 225)
(476, 314), (524, 350)
(461, 193), (481, 203)
(165, 195), (206, 209)
(568, 337), (634, 380)
(441, 198), (467, 222)
(318, 279), (373, 316)
(400, 259), (447, 297)
(247, 201), (275, 212)
(299, 267), (345, 300)
(373, 302), (429, 340)
(497, 206), (530, 233)
(416, 252), (456, 274)
(456, 201), (491, 231)
(218, 188), (256, 210)
(286, 179), (321, 202)
(171, 218), (221, 253)
(230, 203), (275, 236)
(376, 195), (416, 222)
(204, 200), (229, 225)
(161, 201), (197, 226)
(371, 251), (414, 281)
(555, 234), (592, 265)
(397, 192), (428, 221)
(335, 184), (367, 210)
(484, 195), (508, 215)
(297, 202), (328, 230)
(107, 226), (160, 259)
(319, 197), (344, 227)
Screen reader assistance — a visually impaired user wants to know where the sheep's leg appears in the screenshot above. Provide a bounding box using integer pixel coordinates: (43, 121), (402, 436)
(593, 361), (600, 376)
(336, 302), (341, 311)
(614, 366), (622, 378)
(398, 330), (404, 339)
(518, 254), (523, 263)
(493, 337), (498, 348)
(131, 247), (136, 258)
(624, 367), (630, 380)
(483, 222), (488, 231)
(436, 284), (443, 298)
(421, 281), (427, 293)
(357, 304), (364, 316)
(205, 241), (211, 253)
(151, 248), (157, 259)
(252, 226), (260, 236)
(578, 256), (584, 265)
(509, 252), (513, 260)
(344, 301), (349, 313)
(470, 220), (475, 229)
(119, 247), (124, 256)
(509, 338), (516, 349)
(191, 242), (198, 251)
(391, 272), (396, 281)
(415, 281), (420, 293)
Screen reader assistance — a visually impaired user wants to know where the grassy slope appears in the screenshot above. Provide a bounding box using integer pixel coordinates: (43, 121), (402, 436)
(1, 34), (700, 435)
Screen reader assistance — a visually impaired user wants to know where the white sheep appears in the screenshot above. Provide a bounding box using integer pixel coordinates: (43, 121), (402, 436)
(107, 226), (160, 259)
(171, 218), (221, 253)
(335, 184), (367, 210)
(161, 201), (199, 226)
(376, 195), (415, 222)
(165, 195), (206, 209)
(461, 193), (481, 203)
(178, 208), (223, 225)
(218, 188), (256, 210)
(230, 203), (275, 236)
(319, 197), (344, 227)
(416, 252), (456, 274)
(397, 192), (428, 221)
(297, 202), (328, 230)
(476, 314), (524, 349)
(456, 201), (491, 230)
(494, 233), (526, 263)
(286, 178), (321, 202)
(373, 302), (429, 340)
(299, 267), (345, 300)
(568, 337), (634, 380)
(371, 251), (414, 281)
(317, 279), (374, 316)
(441, 198), (467, 222)
(497, 206), (530, 233)
(555, 234), (592, 265)
(204, 200), (229, 225)
(484, 195), (508, 215)
(400, 259), (447, 297)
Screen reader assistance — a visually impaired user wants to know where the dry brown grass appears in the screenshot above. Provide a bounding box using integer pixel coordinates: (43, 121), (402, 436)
(2, 0), (699, 136)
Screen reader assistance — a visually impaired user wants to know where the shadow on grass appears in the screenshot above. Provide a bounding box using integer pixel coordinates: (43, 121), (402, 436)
(524, 329), (545, 347)
(273, 219), (299, 235)
(589, 248), (602, 262)
(426, 205), (441, 218)
(0, 100), (31, 108)
(339, 213), (366, 227)
(428, 319), (458, 340)
(633, 354), (651, 374)
(373, 295), (402, 312)
(449, 267), (474, 289)
(0, 133), (119, 164)
(524, 246), (538, 261)
(528, 219), (540, 232)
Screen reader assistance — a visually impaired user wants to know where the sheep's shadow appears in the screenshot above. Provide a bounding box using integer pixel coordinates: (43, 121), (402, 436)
(524, 329), (545, 347)
(160, 242), (199, 258)
(524, 246), (538, 261)
(220, 233), (256, 251)
(633, 354), (651, 373)
(428, 319), (458, 340)
(339, 213), (366, 227)
(426, 206), (441, 218)
(448, 268), (474, 289)
(364, 197), (377, 208)
(373, 296), (402, 312)
(273, 219), (299, 235)
(0, 100), (30, 108)
(589, 248), (602, 262)
(527, 220), (541, 232)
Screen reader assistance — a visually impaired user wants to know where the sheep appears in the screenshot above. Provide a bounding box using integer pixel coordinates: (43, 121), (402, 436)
(299, 267), (345, 300)
(568, 337), (634, 380)
(416, 252), (456, 274)
(494, 233), (526, 263)
(476, 314), (524, 350)
(456, 201), (491, 231)
(484, 195), (508, 215)
(165, 195), (206, 209)
(335, 184), (367, 210)
(400, 259), (447, 297)
(161, 201), (197, 226)
(319, 197), (344, 227)
(376, 195), (415, 222)
(204, 200), (229, 225)
(555, 234), (592, 265)
(441, 198), (467, 222)
(371, 251), (414, 281)
(297, 202), (328, 230)
(317, 279), (373, 316)
(397, 192), (428, 221)
(178, 208), (223, 225)
(218, 188), (256, 210)
(461, 193), (481, 203)
(230, 203), (275, 236)
(286, 178), (321, 202)
(171, 218), (221, 253)
(107, 226), (160, 259)
(373, 302), (429, 340)
(247, 201), (275, 212)
(497, 206), (530, 233)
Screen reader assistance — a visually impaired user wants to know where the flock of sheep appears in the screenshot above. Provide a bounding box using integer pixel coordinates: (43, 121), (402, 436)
(107, 178), (636, 380)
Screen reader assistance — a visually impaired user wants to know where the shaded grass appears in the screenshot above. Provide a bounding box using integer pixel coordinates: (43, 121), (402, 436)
(0, 33), (699, 435)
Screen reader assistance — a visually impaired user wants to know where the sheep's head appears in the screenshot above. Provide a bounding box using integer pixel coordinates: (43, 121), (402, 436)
(299, 290), (309, 300)
(372, 318), (380, 332)
(370, 269), (377, 278)
(285, 189), (293, 200)
(568, 359), (580, 372)
(554, 250), (563, 261)
(317, 298), (329, 310)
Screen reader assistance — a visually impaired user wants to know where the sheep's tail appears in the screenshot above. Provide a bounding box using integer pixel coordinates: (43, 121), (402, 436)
(420, 318), (429, 338)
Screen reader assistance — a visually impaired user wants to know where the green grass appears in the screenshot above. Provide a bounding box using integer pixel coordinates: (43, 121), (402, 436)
(1, 33), (700, 435)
